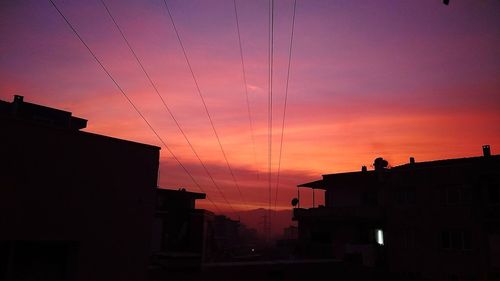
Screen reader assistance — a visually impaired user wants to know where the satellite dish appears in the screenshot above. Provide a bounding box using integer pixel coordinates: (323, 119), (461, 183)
(291, 198), (299, 207)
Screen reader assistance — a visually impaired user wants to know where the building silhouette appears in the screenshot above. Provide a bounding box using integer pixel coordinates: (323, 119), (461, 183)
(294, 147), (500, 280)
(1, 95), (160, 281)
(2, 95), (320, 281)
(4, 95), (498, 281)
(150, 187), (214, 271)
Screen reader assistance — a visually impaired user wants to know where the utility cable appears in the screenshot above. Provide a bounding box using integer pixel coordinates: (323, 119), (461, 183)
(232, 0), (259, 182)
(274, 0), (297, 210)
(99, 0), (235, 212)
(48, 0), (223, 213)
(267, 0), (275, 240)
(162, 0), (248, 209)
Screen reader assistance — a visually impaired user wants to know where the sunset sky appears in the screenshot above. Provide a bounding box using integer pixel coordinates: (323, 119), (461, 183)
(1, 0), (499, 212)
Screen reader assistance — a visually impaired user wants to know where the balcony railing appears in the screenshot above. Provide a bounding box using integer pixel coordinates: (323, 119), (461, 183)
(293, 206), (382, 221)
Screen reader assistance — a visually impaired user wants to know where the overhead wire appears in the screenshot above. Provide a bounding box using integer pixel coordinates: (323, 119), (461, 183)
(161, 0), (249, 209)
(47, 0), (223, 213)
(267, 0), (275, 240)
(232, 0), (260, 183)
(99, 0), (236, 213)
(274, 0), (297, 210)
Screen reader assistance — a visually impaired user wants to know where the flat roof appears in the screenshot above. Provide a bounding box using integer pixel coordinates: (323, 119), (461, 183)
(297, 154), (499, 189)
(156, 187), (206, 199)
(297, 179), (325, 189)
(80, 130), (160, 151)
(393, 155), (500, 170)
(2, 113), (160, 151)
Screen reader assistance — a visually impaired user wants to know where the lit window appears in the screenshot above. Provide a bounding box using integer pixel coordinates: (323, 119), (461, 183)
(376, 229), (384, 245)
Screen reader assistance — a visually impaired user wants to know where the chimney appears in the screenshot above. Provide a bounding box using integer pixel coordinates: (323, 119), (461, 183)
(361, 166), (367, 172)
(373, 157), (388, 171)
(410, 157), (415, 164)
(11, 95), (24, 115)
(13, 95), (24, 103)
(483, 145), (491, 157)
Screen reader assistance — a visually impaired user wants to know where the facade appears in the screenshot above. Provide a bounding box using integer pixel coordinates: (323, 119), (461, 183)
(275, 226), (299, 259)
(211, 215), (242, 261)
(150, 188), (214, 269)
(0, 96), (160, 281)
(294, 147), (500, 280)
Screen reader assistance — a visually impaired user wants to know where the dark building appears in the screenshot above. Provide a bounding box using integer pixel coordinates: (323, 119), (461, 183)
(275, 225), (299, 259)
(211, 215), (242, 261)
(282, 225), (298, 240)
(150, 188), (214, 270)
(294, 147), (500, 280)
(0, 96), (160, 281)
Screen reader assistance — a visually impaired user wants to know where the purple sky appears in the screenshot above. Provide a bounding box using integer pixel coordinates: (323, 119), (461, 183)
(1, 0), (499, 211)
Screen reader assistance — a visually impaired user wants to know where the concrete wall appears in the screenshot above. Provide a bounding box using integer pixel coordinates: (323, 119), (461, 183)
(385, 162), (500, 280)
(0, 118), (159, 281)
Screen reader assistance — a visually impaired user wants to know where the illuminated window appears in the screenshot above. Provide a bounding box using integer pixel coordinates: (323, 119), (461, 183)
(376, 229), (384, 245)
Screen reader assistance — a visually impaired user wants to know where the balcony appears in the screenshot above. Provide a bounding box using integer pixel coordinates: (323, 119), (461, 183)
(293, 206), (383, 222)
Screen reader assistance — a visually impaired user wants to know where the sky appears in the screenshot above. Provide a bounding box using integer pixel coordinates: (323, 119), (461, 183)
(1, 0), (499, 213)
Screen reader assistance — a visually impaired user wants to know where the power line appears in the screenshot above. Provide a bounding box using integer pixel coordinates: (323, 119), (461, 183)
(161, 0), (248, 209)
(47, 0), (222, 213)
(99, 0), (236, 213)
(274, 0), (297, 210)
(232, 0), (259, 183)
(267, 0), (275, 241)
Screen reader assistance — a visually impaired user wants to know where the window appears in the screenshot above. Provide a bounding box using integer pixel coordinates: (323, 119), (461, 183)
(397, 187), (416, 205)
(402, 229), (416, 248)
(441, 230), (472, 251)
(488, 185), (500, 204)
(0, 242), (9, 281)
(463, 231), (472, 250)
(375, 229), (384, 245)
(362, 190), (378, 206)
(447, 189), (461, 204)
(450, 231), (462, 250)
(2, 241), (78, 281)
(359, 226), (370, 244)
(440, 185), (472, 206)
(462, 187), (475, 204)
(442, 231), (451, 249)
(311, 231), (331, 243)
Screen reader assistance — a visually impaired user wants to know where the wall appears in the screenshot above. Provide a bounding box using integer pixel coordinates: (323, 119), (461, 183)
(0, 118), (159, 281)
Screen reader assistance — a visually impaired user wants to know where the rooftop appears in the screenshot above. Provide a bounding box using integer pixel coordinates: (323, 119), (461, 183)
(392, 154), (500, 171)
(156, 187), (206, 200)
(298, 147), (498, 189)
(0, 95), (87, 130)
(1, 95), (160, 151)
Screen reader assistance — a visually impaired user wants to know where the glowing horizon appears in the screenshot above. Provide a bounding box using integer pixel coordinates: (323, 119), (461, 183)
(1, 0), (499, 212)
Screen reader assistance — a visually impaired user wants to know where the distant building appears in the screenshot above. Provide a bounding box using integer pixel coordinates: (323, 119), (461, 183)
(282, 225), (298, 240)
(0, 95), (160, 281)
(275, 225), (299, 259)
(211, 215), (241, 261)
(150, 188), (214, 270)
(294, 147), (500, 280)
